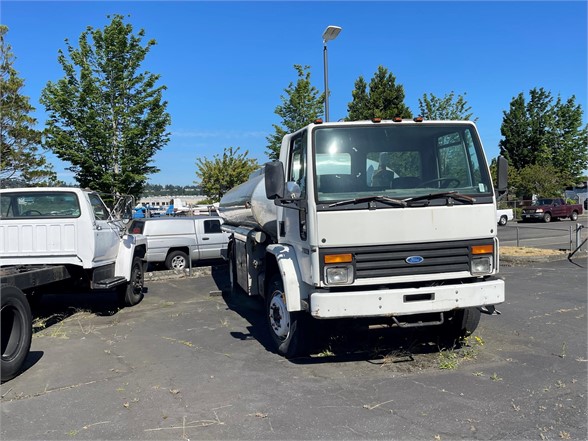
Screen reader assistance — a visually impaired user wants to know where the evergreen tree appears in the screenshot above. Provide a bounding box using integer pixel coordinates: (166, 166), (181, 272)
(347, 66), (412, 120)
(418, 91), (477, 121)
(0, 25), (56, 186)
(266, 65), (324, 160)
(40, 15), (171, 198)
(499, 87), (587, 186)
(195, 147), (259, 202)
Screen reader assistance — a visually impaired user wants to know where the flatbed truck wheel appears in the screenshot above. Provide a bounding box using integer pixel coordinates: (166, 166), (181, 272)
(1, 284), (33, 382)
(266, 274), (309, 358)
(118, 257), (145, 307)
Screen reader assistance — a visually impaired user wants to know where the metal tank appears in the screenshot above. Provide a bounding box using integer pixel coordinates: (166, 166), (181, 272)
(218, 168), (278, 239)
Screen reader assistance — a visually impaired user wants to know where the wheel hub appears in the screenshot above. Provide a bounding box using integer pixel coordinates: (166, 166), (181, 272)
(268, 291), (290, 340)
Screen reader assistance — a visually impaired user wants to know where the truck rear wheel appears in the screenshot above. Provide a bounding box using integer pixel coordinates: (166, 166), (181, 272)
(266, 274), (308, 358)
(1, 284), (32, 382)
(498, 215), (508, 226)
(165, 250), (189, 271)
(118, 257), (144, 307)
(570, 211), (578, 221)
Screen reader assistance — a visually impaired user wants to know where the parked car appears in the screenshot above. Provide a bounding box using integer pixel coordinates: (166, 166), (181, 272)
(520, 198), (583, 223)
(128, 216), (228, 270)
(497, 208), (514, 226)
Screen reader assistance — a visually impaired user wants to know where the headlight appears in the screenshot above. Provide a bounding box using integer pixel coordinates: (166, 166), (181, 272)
(535, 208), (543, 213)
(471, 256), (492, 275)
(325, 265), (354, 285)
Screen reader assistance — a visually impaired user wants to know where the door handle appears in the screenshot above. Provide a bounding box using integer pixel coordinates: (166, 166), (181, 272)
(202, 237), (210, 240)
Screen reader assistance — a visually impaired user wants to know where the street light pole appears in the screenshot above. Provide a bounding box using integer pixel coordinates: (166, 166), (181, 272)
(322, 25), (341, 122)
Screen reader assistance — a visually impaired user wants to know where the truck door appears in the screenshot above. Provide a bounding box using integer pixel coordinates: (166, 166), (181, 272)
(88, 193), (120, 264)
(198, 218), (226, 260)
(280, 131), (312, 283)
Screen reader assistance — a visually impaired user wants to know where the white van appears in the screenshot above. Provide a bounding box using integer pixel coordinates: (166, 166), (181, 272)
(128, 216), (228, 270)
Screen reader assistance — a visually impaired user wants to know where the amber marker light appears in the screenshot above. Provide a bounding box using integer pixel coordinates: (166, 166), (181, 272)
(324, 254), (353, 264)
(472, 244), (494, 254)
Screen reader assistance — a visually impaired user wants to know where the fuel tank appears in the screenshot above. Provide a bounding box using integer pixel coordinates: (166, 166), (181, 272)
(218, 168), (278, 239)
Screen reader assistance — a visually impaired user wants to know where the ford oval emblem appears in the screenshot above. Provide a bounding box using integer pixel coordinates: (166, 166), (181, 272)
(406, 256), (424, 264)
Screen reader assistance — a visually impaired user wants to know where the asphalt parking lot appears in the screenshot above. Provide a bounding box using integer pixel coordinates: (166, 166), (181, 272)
(1, 257), (587, 440)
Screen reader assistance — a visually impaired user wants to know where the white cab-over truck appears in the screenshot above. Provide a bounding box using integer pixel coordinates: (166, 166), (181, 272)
(1, 187), (147, 381)
(219, 118), (508, 358)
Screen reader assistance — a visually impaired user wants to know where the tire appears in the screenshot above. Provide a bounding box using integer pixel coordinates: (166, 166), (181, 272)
(266, 274), (309, 358)
(570, 211), (578, 221)
(165, 250), (189, 271)
(228, 244), (241, 295)
(118, 257), (144, 307)
(543, 212), (552, 223)
(439, 307), (481, 347)
(498, 215), (508, 226)
(1, 284), (33, 382)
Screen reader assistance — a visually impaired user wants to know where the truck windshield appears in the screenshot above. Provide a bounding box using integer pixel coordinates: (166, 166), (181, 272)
(312, 123), (493, 206)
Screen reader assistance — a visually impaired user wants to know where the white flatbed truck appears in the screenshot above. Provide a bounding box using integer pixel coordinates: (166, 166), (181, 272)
(0, 187), (147, 381)
(219, 118), (508, 358)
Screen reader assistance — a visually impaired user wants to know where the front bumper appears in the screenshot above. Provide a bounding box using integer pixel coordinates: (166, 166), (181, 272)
(521, 213), (543, 220)
(309, 278), (504, 319)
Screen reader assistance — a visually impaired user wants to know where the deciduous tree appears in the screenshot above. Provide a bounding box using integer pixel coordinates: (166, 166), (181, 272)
(418, 91), (477, 121)
(0, 25), (56, 186)
(40, 15), (171, 198)
(195, 147), (258, 203)
(266, 65), (324, 160)
(347, 66), (412, 121)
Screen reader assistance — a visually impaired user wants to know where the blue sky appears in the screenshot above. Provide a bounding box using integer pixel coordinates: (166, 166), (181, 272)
(3, 1), (587, 186)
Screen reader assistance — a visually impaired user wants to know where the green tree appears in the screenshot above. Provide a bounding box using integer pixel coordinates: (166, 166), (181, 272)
(266, 65), (324, 160)
(512, 163), (565, 198)
(40, 15), (171, 198)
(418, 91), (477, 121)
(499, 88), (587, 185)
(347, 66), (412, 121)
(195, 147), (258, 203)
(0, 25), (56, 186)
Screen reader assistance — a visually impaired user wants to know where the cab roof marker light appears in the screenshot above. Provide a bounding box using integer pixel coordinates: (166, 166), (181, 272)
(371, 117), (382, 123)
(314, 118), (323, 124)
(393, 116), (402, 122)
(414, 116), (424, 122)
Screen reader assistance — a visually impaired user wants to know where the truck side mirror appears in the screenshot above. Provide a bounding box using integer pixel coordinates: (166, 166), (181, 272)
(265, 161), (285, 200)
(496, 156), (508, 193)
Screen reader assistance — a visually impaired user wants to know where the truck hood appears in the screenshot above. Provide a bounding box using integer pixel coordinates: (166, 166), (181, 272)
(315, 204), (496, 247)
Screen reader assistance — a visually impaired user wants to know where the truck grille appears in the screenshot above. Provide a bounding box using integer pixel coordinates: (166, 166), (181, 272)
(321, 239), (491, 280)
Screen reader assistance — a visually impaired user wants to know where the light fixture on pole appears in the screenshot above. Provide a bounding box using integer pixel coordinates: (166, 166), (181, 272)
(322, 25), (341, 122)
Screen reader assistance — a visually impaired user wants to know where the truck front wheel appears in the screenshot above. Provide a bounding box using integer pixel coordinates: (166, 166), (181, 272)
(266, 275), (308, 358)
(1, 284), (32, 382)
(439, 307), (481, 347)
(118, 257), (144, 307)
(543, 212), (552, 223)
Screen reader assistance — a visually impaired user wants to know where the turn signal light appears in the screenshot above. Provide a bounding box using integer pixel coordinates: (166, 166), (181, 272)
(324, 253), (353, 264)
(472, 244), (494, 255)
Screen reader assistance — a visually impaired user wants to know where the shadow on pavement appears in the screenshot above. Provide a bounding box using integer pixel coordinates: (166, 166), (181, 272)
(210, 264), (461, 365)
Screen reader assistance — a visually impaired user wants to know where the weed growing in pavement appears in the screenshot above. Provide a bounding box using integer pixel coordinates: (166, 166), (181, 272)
(437, 334), (485, 370)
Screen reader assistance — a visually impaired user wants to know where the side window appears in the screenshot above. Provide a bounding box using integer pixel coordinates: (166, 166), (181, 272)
(288, 132), (307, 198)
(437, 133), (471, 187)
(88, 194), (109, 221)
(204, 219), (222, 234)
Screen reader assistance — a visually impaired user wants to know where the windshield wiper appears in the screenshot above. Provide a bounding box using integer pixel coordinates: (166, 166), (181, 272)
(329, 195), (407, 208)
(403, 191), (476, 206)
